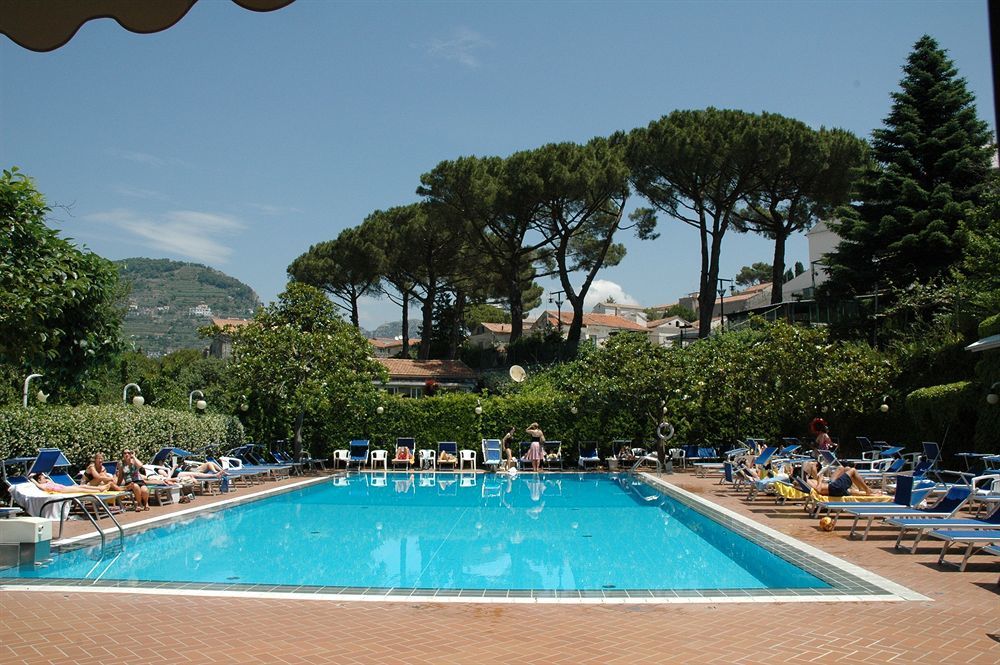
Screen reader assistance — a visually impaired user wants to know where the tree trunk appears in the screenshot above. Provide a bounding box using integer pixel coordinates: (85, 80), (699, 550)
(565, 293), (584, 354)
(448, 289), (466, 359)
(699, 231), (724, 337)
(349, 286), (360, 328)
(400, 290), (410, 357)
(509, 273), (524, 344)
(697, 224), (714, 338)
(770, 229), (788, 305)
(419, 284), (435, 360)
(292, 410), (305, 461)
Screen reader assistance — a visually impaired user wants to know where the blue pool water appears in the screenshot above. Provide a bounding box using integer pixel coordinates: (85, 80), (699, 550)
(3, 473), (829, 591)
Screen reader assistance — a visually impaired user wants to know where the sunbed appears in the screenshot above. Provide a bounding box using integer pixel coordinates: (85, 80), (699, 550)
(796, 475), (902, 519)
(481, 439), (502, 472)
(839, 485), (973, 540)
(542, 441), (562, 470)
(438, 442), (458, 469)
(392, 437), (417, 470)
(929, 528), (1000, 571)
(347, 440), (370, 470)
(885, 502), (1000, 553)
(577, 441), (600, 470)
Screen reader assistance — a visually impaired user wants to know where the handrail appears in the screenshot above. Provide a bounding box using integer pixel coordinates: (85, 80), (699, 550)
(40, 495), (125, 552)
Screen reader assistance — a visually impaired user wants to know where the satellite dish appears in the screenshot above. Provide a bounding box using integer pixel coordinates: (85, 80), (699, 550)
(509, 365), (527, 383)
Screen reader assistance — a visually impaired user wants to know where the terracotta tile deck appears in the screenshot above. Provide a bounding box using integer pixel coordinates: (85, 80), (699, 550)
(2, 470), (998, 664)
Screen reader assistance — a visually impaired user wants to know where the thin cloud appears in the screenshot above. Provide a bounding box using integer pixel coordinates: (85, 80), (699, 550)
(247, 203), (303, 216)
(583, 279), (639, 309)
(112, 184), (172, 202)
(84, 208), (245, 264)
(105, 148), (166, 167)
(427, 27), (491, 68)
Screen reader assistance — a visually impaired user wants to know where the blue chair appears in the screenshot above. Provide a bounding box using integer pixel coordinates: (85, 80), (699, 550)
(392, 437), (417, 470)
(481, 439), (502, 472)
(886, 501), (1000, 553)
(438, 442), (458, 469)
(930, 529), (1000, 571)
(347, 440), (369, 470)
(577, 442), (600, 470)
(841, 484), (974, 540)
(542, 440), (563, 470)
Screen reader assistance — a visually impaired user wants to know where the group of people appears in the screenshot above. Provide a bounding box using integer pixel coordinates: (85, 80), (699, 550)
(29, 450), (229, 511)
(498, 422), (547, 473)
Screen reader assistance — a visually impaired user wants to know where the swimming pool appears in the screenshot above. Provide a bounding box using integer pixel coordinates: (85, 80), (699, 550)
(1, 473), (919, 602)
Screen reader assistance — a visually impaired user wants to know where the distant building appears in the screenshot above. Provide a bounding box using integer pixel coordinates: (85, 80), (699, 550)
(646, 315), (696, 346)
(207, 317), (251, 359)
(467, 322), (513, 349)
(530, 310), (648, 347)
(189, 303), (213, 317)
(369, 337), (420, 358)
(376, 358), (478, 397)
(591, 301), (648, 325)
(778, 220), (839, 300)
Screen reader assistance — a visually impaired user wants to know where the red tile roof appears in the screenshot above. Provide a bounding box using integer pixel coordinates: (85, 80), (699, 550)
(537, 310), (647, 332)
(376, 358), (477, 380)
(369, 337), (420, 349)
(480, 322), (512, 334)
(211, 317), (251, 329)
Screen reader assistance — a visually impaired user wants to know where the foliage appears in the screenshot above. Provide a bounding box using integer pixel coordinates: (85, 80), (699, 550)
(0, 167), (125, 402)
(288, 226), (383, 328)
(464, 303), (511, 330)
(0, 405), (245, 469)
(227, 282), (387, 457)
(117, 257), (261, 357)
(905, 381), (979, 449)
(825, 35), (994, 299)
(735, 262), (773, 287)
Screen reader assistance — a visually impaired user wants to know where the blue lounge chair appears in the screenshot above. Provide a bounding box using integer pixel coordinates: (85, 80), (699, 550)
(438, 441), (458, 469)
(577, 442), (600, 470)
(481, 439), (502, 472)
(347, 440), (369, 470)
(542, 440), (562, 470)
(806, 474), (933, 519)
(392, 437), (417, 470)
(841, 484), (974, 540)
(886, 501), (1000, 553)
(930, 529), (1000, 571)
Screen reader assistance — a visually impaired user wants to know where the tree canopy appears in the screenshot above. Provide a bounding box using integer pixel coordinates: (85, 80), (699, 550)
(824, 35), (994, 298)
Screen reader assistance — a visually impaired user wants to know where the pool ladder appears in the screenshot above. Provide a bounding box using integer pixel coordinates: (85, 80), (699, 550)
(628, 452), (673, 475)
(40, 495), (125, 555)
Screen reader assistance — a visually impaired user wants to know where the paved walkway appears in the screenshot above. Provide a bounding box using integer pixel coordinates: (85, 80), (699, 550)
(2, 471), (998, 664)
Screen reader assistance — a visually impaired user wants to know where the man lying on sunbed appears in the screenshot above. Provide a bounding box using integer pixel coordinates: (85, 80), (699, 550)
(30, 473), (111, 494)
(801, 461), (883, 497)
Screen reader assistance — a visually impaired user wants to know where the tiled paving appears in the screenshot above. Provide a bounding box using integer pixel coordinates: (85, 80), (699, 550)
(2, 470), (998, 663)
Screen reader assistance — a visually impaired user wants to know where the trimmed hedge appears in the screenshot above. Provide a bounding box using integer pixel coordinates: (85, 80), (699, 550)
(905, 381), (979, 449)
(0, 405), (245, 471)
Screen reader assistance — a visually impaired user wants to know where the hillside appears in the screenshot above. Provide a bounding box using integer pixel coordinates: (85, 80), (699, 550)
(118, 258), (261, 357)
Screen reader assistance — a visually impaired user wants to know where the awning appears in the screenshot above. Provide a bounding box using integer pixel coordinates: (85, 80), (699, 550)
(965, 334), (1000, 353)
(0, 0), (294, 53)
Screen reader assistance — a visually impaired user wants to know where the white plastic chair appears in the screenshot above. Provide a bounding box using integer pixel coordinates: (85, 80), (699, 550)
(332, 449), (349, 469)
(370, 449), (388, 470)
(419, 449), (436, 471)
(459, 449), (477, 471)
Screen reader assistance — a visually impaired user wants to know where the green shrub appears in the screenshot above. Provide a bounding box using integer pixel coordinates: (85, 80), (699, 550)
(905, 381), (978, 449)
(0, 405), (245, 469)
(979, 313), (1000, 338)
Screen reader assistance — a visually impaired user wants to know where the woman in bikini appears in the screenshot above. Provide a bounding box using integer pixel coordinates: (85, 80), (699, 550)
(30, 473), (110, 493)
(83, 452), (123, 490)
(116, 450), (150, 511)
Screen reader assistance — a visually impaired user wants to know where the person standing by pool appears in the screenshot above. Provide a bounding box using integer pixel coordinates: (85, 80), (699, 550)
(525, 422), (545, 473)
(810, 417), (837, 456)
(501, 426), (517, 472)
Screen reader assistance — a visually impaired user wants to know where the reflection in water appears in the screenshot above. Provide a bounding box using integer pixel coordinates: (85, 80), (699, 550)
(5, 472), (829, 591)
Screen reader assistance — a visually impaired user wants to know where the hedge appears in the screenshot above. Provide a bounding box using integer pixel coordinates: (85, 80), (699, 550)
(0, 405), (245, 471)
(905, 381), (979, 450)
(973, 313), (1000, 451)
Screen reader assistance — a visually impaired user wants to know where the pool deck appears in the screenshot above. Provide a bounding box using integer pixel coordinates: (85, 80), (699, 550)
(2, 469), (998, 664)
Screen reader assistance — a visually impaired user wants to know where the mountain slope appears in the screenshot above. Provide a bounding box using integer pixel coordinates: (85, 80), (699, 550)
(118, 258), (261, 356)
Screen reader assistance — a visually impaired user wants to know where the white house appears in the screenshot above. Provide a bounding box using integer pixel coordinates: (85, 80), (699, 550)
(530, 310), (648, 346)
(369, 337), (420, 358)
(466, 322), (513, 349)
(591, 301), (648, 325)
(780, 220), (840, 300)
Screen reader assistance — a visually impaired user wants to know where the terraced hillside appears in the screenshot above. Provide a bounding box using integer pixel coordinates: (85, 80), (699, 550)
(118, 258), (261, 357)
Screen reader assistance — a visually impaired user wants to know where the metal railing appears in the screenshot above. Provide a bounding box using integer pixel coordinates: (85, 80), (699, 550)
(40, 495), (125, 554)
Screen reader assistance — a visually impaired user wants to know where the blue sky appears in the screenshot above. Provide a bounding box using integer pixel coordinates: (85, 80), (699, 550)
(1, 0), (995, 330)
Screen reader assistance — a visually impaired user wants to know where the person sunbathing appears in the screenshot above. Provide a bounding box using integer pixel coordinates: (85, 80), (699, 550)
(31, 473), (110, 493)
(803, 460), (881, 497)
(439, 450), (457, 463)
(184, 460), (225, 475)
(617, 444), (636, 462)
(395, 446), (414, 464)
(83, 452), (123, 490)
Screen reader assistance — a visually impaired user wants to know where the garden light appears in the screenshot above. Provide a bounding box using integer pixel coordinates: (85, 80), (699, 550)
(124, 382), (142, 406)
(570, 405), (578, 414)
(987, 383), (1000, 406)
(880, 395), (890, 413)
(239, 394), (249, 411)
(36, 390), (48, 404)
(22, 373), (42, 408)
(189, 390), (205, 410)
(376, 405), (384, 415)
(196, 400), (207, 411)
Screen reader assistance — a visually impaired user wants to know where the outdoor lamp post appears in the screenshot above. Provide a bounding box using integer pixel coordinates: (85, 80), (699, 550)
(189, 390), (206, 411)
(22, 374), (43, 408)
(239, 394), (249, 412)
(549, 290), (565, 335)
(717, 278), (733, 332)
(987, 383), (1000, 406)
(123, 383), (144, 406)
(880, 395), (890, 413)
(474, 399), (483, 416)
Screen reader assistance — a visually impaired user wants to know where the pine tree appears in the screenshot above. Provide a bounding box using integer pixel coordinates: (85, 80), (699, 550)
(825, 35), (994, 297)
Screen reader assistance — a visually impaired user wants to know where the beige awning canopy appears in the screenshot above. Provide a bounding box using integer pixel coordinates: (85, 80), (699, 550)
(0, 0), (294, 52)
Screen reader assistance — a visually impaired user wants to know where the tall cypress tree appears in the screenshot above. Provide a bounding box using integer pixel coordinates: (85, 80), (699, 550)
(825, 35), (994, 297)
